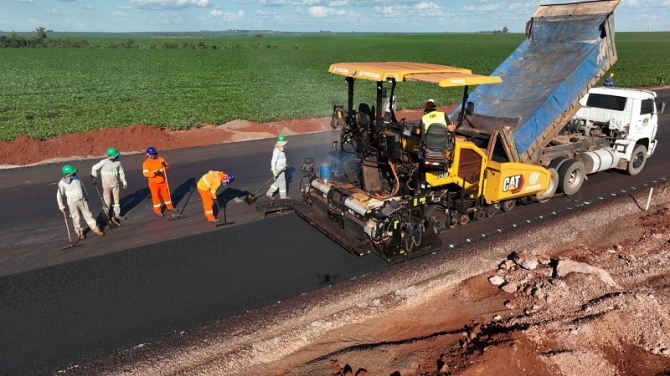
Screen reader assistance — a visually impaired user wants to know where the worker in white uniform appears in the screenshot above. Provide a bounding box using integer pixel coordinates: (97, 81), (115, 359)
(57, 164), (104, 239)
(266, 135), (289, 200)
(91, 147), (127, 220)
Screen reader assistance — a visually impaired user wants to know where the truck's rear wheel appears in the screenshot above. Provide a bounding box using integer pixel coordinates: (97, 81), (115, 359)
(627, 144), (647, 176)
(425, 205), (447, 230)
(459, 214), (470, 226)
(484, 205), (496, 218)
(558, 159), (586, 195)
(536, 167), (559, 203)
(501, 200), (516, 212)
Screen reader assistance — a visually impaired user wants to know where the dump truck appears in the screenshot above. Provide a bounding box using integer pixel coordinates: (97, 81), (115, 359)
(294, 0), (665, 263)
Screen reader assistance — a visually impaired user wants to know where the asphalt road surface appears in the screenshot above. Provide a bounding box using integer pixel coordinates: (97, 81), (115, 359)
(0, 88), (668, 375)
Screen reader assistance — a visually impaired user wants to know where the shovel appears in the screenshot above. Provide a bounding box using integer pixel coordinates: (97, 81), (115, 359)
(244, 166), (287, 205)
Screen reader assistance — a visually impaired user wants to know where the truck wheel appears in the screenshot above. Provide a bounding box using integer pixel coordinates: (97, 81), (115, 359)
(558, 159), (586, 195)
(549, 156), (569, 172)
(475, 209), (486, 221)
(627, 144), (647, 176)
(459, 214), (470, 226)
(536, 167), (559, 203)
(425, 205), (447, 230)
(501, 200), (516, 212)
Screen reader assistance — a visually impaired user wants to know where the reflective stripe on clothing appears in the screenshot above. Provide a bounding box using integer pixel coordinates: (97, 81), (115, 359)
(91, 158), (127, 188)
(143, 157), (169, 184)
(197, 171), (224, 196)
(57, 178), (88, 206)
(270, 147), (287, 172)
(198, 187), (216, 220)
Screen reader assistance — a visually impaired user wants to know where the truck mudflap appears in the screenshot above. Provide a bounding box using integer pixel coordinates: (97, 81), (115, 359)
(294, 204), (442, 263)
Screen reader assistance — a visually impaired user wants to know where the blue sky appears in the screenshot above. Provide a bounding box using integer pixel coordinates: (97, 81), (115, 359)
(0, 0), (668, 33)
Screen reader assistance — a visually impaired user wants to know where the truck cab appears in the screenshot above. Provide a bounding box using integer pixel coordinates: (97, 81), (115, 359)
(572, 87), (665, 175)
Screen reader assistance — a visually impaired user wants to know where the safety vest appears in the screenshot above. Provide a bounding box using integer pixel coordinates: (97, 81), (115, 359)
(422, 111), (449, 132)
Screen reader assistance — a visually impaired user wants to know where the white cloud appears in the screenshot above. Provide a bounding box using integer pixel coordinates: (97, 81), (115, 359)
(46, 8), (65, 14)
(111, 11), (125, 16)
(329, 0), (348, 5)
(16, 0), (35, 3)
(463, 2), (503, 12)
(55, 0), (76, 2)
(307, 5), (352, 17)
(83, 5), (95, 10)
(204, 9), (245, 21)
(260, 0), (292, 5)
(131, 0), (213, 10)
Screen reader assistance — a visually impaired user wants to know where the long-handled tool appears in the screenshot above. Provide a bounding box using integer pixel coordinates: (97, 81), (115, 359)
(244, 166), (287, 205)
(214, 200), (235, 227)
(59, 209), (83, 250)
(93, 184), (121, 227)
(162, 164), (186, 220)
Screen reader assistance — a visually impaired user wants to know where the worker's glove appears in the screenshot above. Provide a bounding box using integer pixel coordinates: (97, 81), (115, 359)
(154, 169), (163, 175)
(59, 207), (65, 212)
(91, 176), (97, 185)
(272, 170), (278, 178)
(211, 195), (217, 200)
(122, 182), (128, 189)
(161, 161), (167, 168)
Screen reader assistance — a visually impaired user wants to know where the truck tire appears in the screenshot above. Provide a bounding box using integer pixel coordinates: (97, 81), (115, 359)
(549, 156), (569, 172)
(627, 144), (647, 176)
(536, 167), (559, 203)
(459, 214), (470, 226)
(484, 205), (496, 218)
(558, 159), (586, 195)
(425, 205), (447, 230)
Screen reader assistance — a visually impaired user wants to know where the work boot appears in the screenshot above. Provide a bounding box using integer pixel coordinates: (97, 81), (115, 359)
(155, 212), (164, 217)
(281, 196), (291, 200)
(78, 232), (86, 240)
(266, 194), (274, 201)
(209, 218), (221, 223)
(168, 207), (177, 212)
(91, 228), (104, 236)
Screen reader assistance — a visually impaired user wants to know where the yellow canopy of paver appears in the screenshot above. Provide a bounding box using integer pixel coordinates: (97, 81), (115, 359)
(328, 62), (501, 87)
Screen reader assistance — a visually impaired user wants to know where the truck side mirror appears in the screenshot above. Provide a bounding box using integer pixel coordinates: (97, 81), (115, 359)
(658, 101), (666, 115)
(465, 101), (475, 115)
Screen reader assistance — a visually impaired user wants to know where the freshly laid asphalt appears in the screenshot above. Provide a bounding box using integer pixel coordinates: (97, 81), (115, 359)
(0, 214), (385, 375)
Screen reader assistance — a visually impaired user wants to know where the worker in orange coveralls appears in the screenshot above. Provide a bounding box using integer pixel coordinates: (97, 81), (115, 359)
(197, 170), (234, 223)
(142, 146), (175, 217)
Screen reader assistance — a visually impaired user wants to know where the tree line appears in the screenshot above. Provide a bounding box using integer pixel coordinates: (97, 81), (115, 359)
(0, 27), (284, 49)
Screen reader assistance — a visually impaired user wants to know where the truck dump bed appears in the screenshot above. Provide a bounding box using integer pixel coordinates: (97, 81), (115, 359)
(460, 0), (620, 163)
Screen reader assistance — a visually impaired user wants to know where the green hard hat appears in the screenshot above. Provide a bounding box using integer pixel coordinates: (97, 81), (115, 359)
(277, 135), (287, 142)
(62, 164), (77, 176)
(106, 147), (120, 157)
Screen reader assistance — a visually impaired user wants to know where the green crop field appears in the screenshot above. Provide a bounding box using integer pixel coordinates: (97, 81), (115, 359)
(0, 32), (669, 142)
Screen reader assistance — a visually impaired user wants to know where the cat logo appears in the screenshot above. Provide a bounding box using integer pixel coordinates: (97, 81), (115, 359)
(502, 174), (524, 194)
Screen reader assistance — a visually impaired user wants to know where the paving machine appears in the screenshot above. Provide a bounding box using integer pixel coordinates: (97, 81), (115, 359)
(294, 62), (555, 263)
